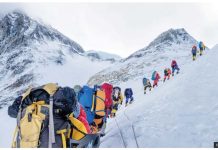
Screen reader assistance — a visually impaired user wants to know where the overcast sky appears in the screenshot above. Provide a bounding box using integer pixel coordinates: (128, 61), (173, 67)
(0, 3), (218, 57)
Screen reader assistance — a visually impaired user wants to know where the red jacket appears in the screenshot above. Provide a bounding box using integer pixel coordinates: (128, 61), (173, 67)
(101, 83), (113, 109)
(77, 105), (91, 133)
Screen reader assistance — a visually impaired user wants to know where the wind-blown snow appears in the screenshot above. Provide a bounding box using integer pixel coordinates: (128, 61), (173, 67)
(100, 47), (218, 148)
(85, 50), (122, 61)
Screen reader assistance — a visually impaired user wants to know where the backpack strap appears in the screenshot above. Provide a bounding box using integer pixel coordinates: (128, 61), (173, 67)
(43, 83), (58, 148)
(11, 126), (18, 148)
(49, 95), (55, 148)
(56, 129), (68, 148)
(91, 94), (95, 112)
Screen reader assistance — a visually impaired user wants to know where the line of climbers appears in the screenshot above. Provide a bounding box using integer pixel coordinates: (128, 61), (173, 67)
(7, 82), (134, 148)
(143, 60), (180, 94)
(7, 41), (206, 148)
(192, 41), (206, 61)
(143, 41), (206, 94)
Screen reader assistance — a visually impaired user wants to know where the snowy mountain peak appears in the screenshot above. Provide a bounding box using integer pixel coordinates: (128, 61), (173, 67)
(147, 28), (195, 49)
(0, 11), (89, 107)
(126, 28), (197, 60)
(0, 11), (84, 54)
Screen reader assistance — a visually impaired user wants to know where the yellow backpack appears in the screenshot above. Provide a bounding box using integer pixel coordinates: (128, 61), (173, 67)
(12, 83), (95, 148)
(68, 113), (88, 141)
(12, 83), (59, 148)
(67, 113), (100, 148)
(93, 90), (106, 131)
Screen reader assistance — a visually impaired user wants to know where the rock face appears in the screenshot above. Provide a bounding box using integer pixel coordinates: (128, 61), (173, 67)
(0, 11), (85, 107)
(87, 28), (199, 86)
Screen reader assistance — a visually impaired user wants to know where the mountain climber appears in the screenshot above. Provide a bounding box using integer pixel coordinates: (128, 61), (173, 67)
(163, 68), (171, 82)
(143, 77), (152, 94)
(198, 41), (205, 56)
(171, 60), (180, 76)
(192, 45), (197, 61)
(124, 88), (134, 107)
(151, 71), (161, 88)
(111, 86), (123, 117)
(8, 84), (100, 148)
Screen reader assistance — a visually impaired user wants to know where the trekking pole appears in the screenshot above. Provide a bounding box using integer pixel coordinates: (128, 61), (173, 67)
(49, 96), (56, 148)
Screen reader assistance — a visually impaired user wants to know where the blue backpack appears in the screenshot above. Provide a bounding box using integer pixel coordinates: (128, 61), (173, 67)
(78, 85), (95, 124)
(143, 77), (148, 86)
(199, 41), (203, 48)
(78, 85), (106, 126)
(125, 88), (133, 97)
(151, 71), (156, 80)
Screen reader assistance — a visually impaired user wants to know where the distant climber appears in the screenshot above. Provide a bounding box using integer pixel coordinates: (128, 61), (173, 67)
(111, 86), (123, 117)
(151, 71), (161, 88)
(192, 45), (197, 61)
(143, 77), (152, 94)
(198, 41), (205, 56)
(171, 60), (180, 76)
(163, 68), (171, 82)
(124, 88), (134, 107)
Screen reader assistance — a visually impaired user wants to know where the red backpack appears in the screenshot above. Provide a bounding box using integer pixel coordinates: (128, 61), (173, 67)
(171, 60), (177, 67)
(101, 83), (113, 109)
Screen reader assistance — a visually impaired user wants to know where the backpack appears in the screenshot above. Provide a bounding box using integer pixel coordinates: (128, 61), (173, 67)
(124, 88), (133, 97)
(143, 77), (148, 86)
(151, 71), (157, 80)
(12, 83), (60, 148)
(199, 41), (203, 48)
(101, 83), (113, 109)
(11, 83), (93, 148)
(168, 68), (171, 74)
(78, 85), (105, 130)
(164, 69), (168, 75)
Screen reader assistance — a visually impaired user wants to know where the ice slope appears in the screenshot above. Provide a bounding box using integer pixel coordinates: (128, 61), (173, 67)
(100, 47), (218, 148)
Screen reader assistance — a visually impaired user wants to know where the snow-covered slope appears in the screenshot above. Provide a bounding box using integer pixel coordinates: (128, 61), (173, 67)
(100, 47), (218, 148)
(0, 11), (112, 108)
(88, 28), (201, 86)
(85, 50), (122, 62)
(212, 44), (218, 50)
